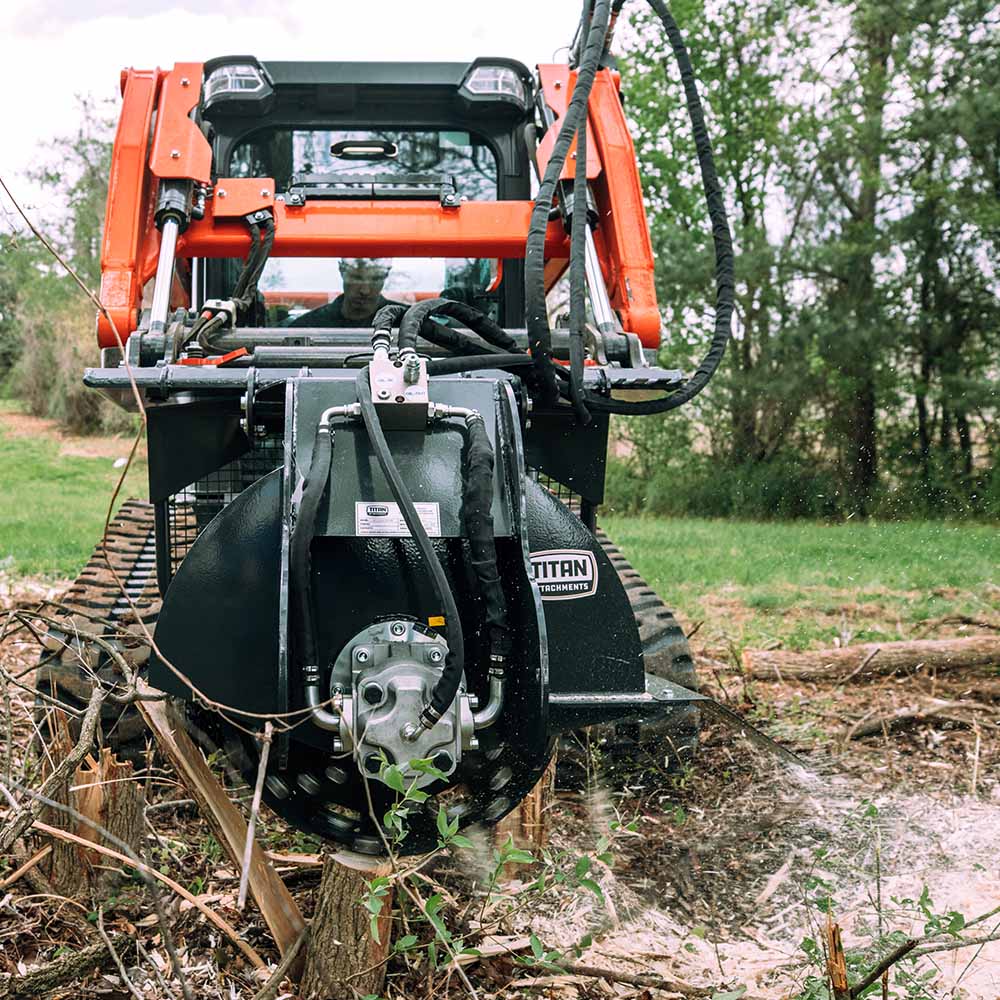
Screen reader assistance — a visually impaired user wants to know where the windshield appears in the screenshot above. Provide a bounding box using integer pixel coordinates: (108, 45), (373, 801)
(230, 128), (498, 201)
(226, 128), (500, 326)
(258, 256), (498, 327)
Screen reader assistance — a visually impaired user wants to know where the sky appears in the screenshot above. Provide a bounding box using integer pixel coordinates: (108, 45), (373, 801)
(0, 0), (584, 216)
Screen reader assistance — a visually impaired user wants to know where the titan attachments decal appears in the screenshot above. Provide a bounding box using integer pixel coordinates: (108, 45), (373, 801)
(529, 549), (599, 600)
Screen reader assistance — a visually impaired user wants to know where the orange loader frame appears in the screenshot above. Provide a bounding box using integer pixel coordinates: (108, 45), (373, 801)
(98, 61), (660, 350)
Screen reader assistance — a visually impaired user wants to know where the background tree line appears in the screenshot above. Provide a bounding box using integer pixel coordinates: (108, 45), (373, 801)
(1, 1), (997, 519)
(611, 0), (998, 519)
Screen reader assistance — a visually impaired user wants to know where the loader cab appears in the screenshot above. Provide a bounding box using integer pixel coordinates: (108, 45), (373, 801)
(195, 56), (535, 328)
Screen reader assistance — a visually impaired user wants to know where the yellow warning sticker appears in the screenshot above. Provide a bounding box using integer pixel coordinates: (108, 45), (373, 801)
(428, 616), (446, 628)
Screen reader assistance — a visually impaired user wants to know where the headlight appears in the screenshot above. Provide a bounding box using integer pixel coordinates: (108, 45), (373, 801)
(202, 57), (275, 116)
(459, 59), (531, 114)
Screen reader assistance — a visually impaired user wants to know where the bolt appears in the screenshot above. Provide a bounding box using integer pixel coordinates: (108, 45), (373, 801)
(469, 735), (480, 750)
(554, 80), (563, 89)
(362, 682), (383, 706)
(332, 737), (343, 752)
(354, 647), (370, 664)
(401, 722), (421, 743)
(217, 188), (227, 198)
(428, 647), (443, 664)
(260, 188), (270, 197)
(395, 395), (405, 403)
(170, 149), (180, 159)
(389, 621), (407, 638)
(433, 750), (454, 773)
(377, 388), (391, 400)
(180, 77), (190, 87)
(363, 752), (382, 775)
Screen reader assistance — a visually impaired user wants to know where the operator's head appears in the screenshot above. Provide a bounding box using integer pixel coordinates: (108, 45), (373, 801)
(339, 257), (391, 321)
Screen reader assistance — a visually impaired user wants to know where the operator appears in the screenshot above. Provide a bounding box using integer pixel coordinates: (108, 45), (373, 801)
(288, 257), (397, 327)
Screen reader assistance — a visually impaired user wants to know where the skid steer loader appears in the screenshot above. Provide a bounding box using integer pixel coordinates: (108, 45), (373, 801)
(37, 0), (734, 853)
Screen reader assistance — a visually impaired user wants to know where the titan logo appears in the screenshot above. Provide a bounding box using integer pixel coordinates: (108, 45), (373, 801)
(529, 549), (599, 601)
(366, 504), (390, 516)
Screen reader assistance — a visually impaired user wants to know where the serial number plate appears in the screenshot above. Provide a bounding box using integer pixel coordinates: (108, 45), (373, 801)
(355, 501), (441, 538)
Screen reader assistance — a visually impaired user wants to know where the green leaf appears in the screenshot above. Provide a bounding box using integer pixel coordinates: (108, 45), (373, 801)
(503, 848), (535, 865)
(450, 834), (474, 850)
(394, 934), (419, 952)
(578, 877), (604, 902)
(383, 765), (405, 793)
(530, 933), (544, 959)
(574, 855), (591, 878)
(711, 988), (746, 1000)
(436, 806), (450, 839)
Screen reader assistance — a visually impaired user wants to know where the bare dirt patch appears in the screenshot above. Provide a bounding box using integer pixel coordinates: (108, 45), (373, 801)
(0, 408), (141, 461)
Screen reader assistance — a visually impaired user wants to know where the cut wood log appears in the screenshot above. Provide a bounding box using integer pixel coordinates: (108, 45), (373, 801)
(136, 683), (306, 973)
(742, 637), (1000, 682)
(0, 942), (113, 999)
(301, 854), (393, 1000)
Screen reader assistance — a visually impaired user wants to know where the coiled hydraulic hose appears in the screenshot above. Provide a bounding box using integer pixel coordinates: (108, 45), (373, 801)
(356, 367), (466, 729)
(567, 69), (592, 426)
(524, 0), (611, 404)
(558, 0), (734, 415)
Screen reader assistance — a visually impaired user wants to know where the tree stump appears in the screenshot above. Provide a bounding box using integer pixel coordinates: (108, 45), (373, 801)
(492, 754), (556, 875)
(301, 854), (394, 1000)
(40, 713), (144, 898)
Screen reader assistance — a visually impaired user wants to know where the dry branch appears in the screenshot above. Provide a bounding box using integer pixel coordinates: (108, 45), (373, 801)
(742, 637), (1000, 681)
(0, 844), (51, 889)
(32, 817), (267, 971)
(845, 697), (999, 740)
(136, 686), (306, 970)
(0, 686), (105, 853)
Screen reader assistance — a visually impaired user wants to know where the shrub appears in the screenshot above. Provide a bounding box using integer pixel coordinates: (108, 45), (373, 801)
(9, 306), (135, 435)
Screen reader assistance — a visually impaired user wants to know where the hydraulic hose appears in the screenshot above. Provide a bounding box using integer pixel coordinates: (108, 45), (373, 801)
(356, 367), (465, 729)
(398, 298), (522, 356)
(462, 414), (509, 659)
(524, 0), (611, 404)
(419, 318), (497, 357)
(373, 302), (407, 334)
(461, 413), (509, 729)
(567, 88), (591, 426)
(290, 416), (335, 727)
(566, 0), (734, 415)
(426, 354), (533, 376)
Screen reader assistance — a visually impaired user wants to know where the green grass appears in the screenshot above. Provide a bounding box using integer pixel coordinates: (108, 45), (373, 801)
(601, 515), (1000, 649)
(0, 420), (146, 578)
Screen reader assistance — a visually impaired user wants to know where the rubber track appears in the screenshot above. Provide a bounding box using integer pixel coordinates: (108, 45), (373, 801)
(35, 501), (165, 756)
